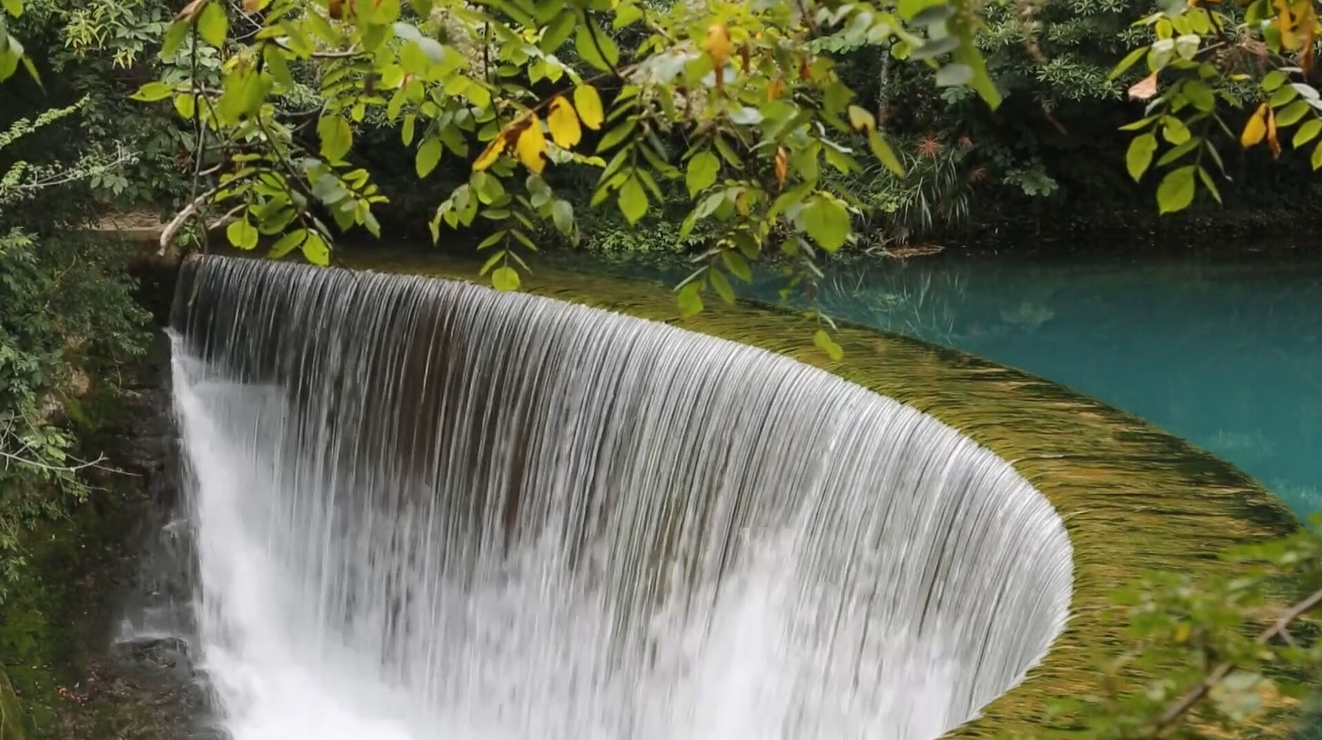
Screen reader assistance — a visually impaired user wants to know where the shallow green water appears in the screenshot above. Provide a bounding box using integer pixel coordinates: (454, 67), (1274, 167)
(540, 249), (1322, 517)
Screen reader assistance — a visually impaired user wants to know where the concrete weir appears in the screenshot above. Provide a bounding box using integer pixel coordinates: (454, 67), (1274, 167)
(168, 253), (1299, 740)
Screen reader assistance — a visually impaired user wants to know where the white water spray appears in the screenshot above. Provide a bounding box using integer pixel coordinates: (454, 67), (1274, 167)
(169, 256), (1073, 740)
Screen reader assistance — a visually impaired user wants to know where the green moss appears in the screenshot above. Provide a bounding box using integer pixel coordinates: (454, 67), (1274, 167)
(0, 491), (124, 738)
(340, 251), (1305, 739)
(0, 667), (25, 740)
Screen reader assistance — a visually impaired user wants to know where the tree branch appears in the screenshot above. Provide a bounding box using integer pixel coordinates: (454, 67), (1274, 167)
(157, 183), (224, 257)
(1152, 584), (1322, 736)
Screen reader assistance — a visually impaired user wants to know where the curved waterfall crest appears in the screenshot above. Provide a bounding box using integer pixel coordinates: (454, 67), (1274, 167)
(170, 255), (1074, 740)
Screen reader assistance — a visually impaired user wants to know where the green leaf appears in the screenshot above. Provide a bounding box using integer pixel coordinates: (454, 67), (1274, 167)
(904, 1), (952, 23)
(415, 138), (442, 177)
(480, 250), (506, 275)
(769, 180), (814, 218)
(1162, 118), (1190, 145)
(476, 230), (505, 250)
(791, 146), (820, 182)
(677, 280), (704, 318)
(269, 229), (307, 259)
(814, 329), (844, 361)
(1313, 139), (1322, 170)
(317, 116), (353, 163)
(1294, 119), (1322, 148)
(551, 199), (574, 233)
(215, 69), (268, 122)
(953, 37), (1001, 109)
(799, 195), (850, 252)
(264, 45), (294, 89)
(471, 171), (505, 204)
(1276, 100), (1310, 127)
(402, 115), (416, 146)
(867, 129), (905, 178)
(686, 150), (720, 197)
(596, 121), (637, 154)
(1262, 69), (1288, 91)
(198, 1), (228, 48)
(540, 10), (575, 52)
(1197, 166), (1222, 204)
(226, 217), (259, 250)
(617, 175), (648, 225)
(909, 35), (959, 60)
(174, 94), (195, 119)
(1108, 46), (1147, 80)
(1126, 133), (1157, 182)
(130, 81), (173, 102)
(934, 63), (972, 87)
(709, 268), (735, 304)
(1119, 115), (1158, 132)
(721, 250), (752, 282)
(302, 232), (330, 266)
(613, 1), (643, 27)
(414, 37), (445, 64)
(575, 19), (619, 72)
(2, 0), (22, 17)
(491, 265), (520, 291)
(1269, 84), (1299, 108)
(1156, 165), (1196, 214)
(1182, 80), (1216, 113)
(1156, 137), (1200, 167)
(160, 20), (189, 58)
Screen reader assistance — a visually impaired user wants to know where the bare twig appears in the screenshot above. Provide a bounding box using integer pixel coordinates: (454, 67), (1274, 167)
(157, 184), (224, 257)
(17, 144), (138, 191)
(1152, 584), (1322, 736)
(0, 449), (120, 475)
(269, 39), (363, 59)
(0, 422), (139, 479)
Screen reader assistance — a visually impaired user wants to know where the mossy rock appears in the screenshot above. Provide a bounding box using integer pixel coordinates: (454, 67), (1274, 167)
(0, 668), (25, 740)
(333, 250), (1303, 739)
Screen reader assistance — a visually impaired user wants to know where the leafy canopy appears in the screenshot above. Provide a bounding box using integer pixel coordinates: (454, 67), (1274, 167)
(1110, 0), (1322, 213)
(121, 0), (1004, 347)
(9, 0), (1322, 346)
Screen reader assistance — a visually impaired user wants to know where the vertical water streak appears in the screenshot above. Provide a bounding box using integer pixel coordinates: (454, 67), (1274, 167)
(170, 255), (1073, 740)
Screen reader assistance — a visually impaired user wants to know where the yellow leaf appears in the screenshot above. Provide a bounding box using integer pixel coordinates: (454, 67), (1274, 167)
(473, 132), (506, 172)
(546, 96), (582, 149)
(847, 105), (876, 132)
(1128, 72), (1159, 101)
(1241, 103), (1268, 148)
(1275, 0), (1299, 49)
(705, 23), (731, 66)
(774, 146), (788, 189)
(516, 114), (547, 173)
(767, 75), (784, 101)
(573, 85), (604, 130)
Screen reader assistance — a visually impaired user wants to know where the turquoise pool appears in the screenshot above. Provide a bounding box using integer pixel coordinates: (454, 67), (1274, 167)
(547, 250), (1322, 517)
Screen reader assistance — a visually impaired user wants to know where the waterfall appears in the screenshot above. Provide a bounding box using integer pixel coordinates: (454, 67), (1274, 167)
(169, 255), (1073, 740)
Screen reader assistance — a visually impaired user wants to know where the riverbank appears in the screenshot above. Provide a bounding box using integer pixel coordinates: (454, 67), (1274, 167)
(0, 329), (207, 740)
(91, 197), (1322, 273)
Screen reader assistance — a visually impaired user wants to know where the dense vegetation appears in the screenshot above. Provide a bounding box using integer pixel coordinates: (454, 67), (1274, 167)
(4, 0), (1322, 737)
(0, 84), (150, 599)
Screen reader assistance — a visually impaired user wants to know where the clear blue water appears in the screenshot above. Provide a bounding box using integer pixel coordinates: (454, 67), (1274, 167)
(547, 250), (1322, 517)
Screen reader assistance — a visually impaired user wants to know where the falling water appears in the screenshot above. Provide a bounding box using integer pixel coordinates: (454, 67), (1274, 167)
(169, 255), (1073, 740)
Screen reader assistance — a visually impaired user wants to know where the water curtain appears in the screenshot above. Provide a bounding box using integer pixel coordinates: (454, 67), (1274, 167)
(170, 255), (1073, 740)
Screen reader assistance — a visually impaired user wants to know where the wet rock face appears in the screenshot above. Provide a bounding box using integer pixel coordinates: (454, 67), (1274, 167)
(90, 331), (216, 740)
